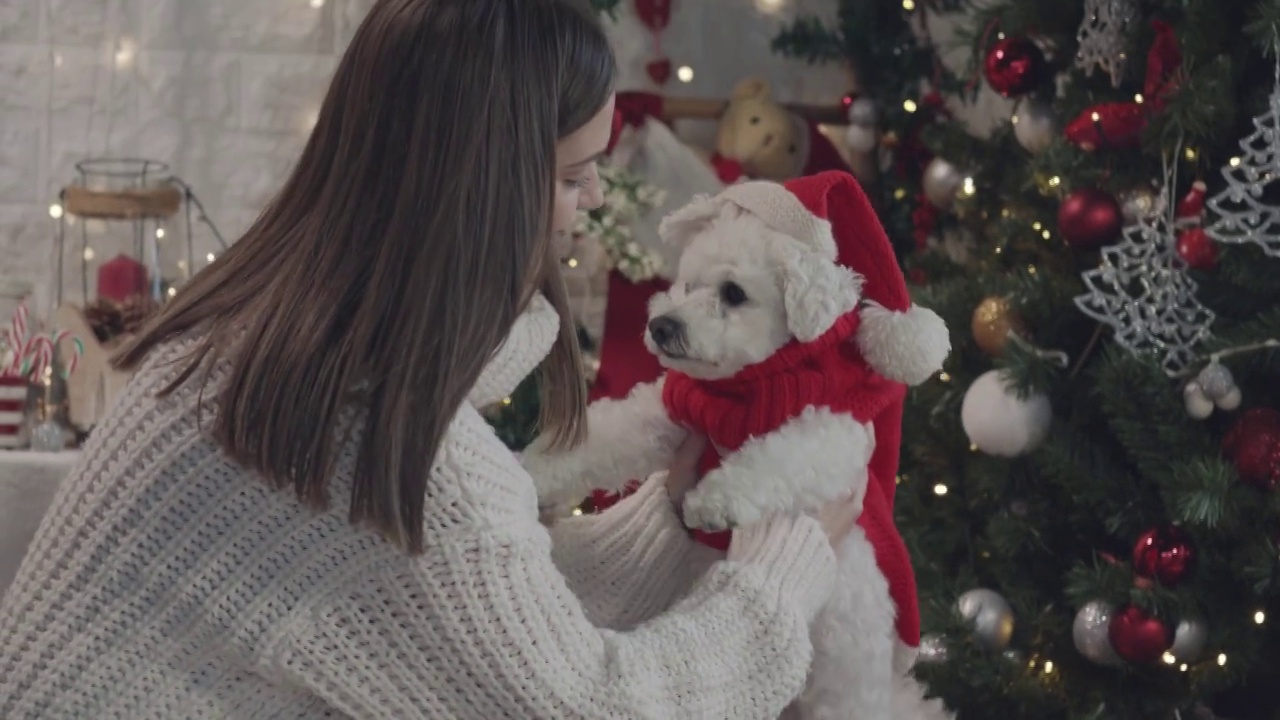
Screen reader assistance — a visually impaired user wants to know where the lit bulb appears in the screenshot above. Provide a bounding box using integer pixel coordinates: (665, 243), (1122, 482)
(48, 203), (63, 219)
(571, 507), (584, 516)
(903, 99), (918, 113)
(902, 0), (916, 9)
(997, 32), (1005, 40)
(1042, 660), (1054, 674)
(167, 287), (177, 298)
(1090, 111), (1101, 122)
(566, 257), (579, 268)
(1254, 610), (1266, 625)
(206, 252), (216, 263)
(309, 0), (324, 7)
(753, 0), (786, 11)
(1048, 175), (1061, 187)
(969, 443), (978, 452)
(155, 227), (165, 239)
(114, 38), (137, 68)
(895, 475), (904, 485)
(1184, 147), (1198, 161)
(961, 177), (976, 196)
(1134, 93), (1144, 104)
(937, 372), (951, 383)
(177, 260), (188, 272)
(893, 187), (907, 200)
(932, 483), (948, 496)
(1032, 221), (1043, 231)
(501, 397), (512, 405)
(1180, 663), (1188, 672)
(1229, 156), (1242, 167)
(1041, 229), (1051, 240)
(1027, 265), (1037, 275)
(1162, 652), (1177, 665)
(676, 66), (694, 83)
(83, 247), (95, 261)
(1217, 653), (1227, 666)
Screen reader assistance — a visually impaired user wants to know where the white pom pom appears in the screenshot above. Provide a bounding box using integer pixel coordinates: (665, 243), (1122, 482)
(961, 370), (1052, 457)
(1215, 385), (1242, 412)
(1183, 381), (1215, 419)
(855, 302), (951, 385)
(844, 124), (878, 153)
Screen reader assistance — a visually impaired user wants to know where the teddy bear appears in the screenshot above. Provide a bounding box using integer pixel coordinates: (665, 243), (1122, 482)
(709, 77), (853, 184)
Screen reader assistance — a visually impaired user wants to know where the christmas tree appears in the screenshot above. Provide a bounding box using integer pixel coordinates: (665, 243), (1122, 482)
(779, 0), (1280, 717)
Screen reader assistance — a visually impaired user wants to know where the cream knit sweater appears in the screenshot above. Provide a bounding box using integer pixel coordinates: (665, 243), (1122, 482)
(0, 294), (837, 719)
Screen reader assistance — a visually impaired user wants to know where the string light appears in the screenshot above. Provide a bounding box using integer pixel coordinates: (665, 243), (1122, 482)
(1254, 610), (1266, 625)
(167, 287), (177, 298)
(1163, 652), (1177, 665)
(937, 371), (952, 382)
(48, 203), (63, 219)
(1091, 111), (1101, 122)
(1027, 265), (1038, 275)
(571, 507), (584, 516)
(501, 397), (512, 405)
(1048, 175), (1061, 187)
(903, 99), (918, 113)
(1229, 156), (1242, 167)
(1217, 653), (1227, 666)
(902, 0), (916, 10)
(566, 257), (579, 268)
(1032, 221), (1043, 231)
(676, 66), (694, 83)
(1180, 663), (1189, 672)
(961, 177), (976, 196)
(893, 187), (908, 200)
(206, 252), (216, 263)
(1042, 660), (1054, 674)
(1134, 93), (1144, 104)
(155, 227), (165, 239)
(932, 483), (948, 496)
(1041, 229), (1051, 240)
(114, 38), (137, 68)
(82, 247), (95, 261)
(309, 0), (325, 7)
(1184, 147), (1198, 161)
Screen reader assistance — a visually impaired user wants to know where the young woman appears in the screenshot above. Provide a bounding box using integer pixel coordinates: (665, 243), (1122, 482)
(0, 1), (861, 717)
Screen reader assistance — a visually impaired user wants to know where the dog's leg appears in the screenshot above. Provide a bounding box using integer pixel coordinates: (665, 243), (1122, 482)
(796, 527), (895, 720)
(523, 377), (685, 511)
(680, 406), (874, 531)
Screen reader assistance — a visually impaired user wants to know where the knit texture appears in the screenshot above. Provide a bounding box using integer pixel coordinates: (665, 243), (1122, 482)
(662, 309), (921, 648)
(0, 294), (837, 719)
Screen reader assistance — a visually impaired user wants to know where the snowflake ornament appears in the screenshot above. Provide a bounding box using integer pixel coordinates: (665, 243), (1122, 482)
(1075, 0), (1138, 88)
(1075, 208), (1215, 375)
(1204, 71), (1280, 258)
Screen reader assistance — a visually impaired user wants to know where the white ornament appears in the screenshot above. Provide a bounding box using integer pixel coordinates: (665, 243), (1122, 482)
(923, 157), (964, 210)
(1075, 187), (1216, 375)
(1169, 619), (1208, 663)
(956, 588), (1015, 651)
(1196, 362), (1235, 399)
(847, 97), (878, 127)
(1012, 97), (1057, 155)
(1075, 0), (1137, 88)
(961, 369), (1052, 457)
(844, 124), (878, 154)
(1205, 68), (1280, 258)
(1183, 381), (1215, 420)
(1217, 385), (1243, 411)
(1073, 601), (1125, 667)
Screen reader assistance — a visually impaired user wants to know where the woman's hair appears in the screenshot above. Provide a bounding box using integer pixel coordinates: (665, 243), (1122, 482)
(116, 0), (614, 553)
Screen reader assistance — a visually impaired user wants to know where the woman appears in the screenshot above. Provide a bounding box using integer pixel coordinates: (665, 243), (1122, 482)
(0, 1), (860, 717)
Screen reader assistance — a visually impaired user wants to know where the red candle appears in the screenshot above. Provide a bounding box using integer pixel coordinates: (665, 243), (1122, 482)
(97, 254), (149, 303)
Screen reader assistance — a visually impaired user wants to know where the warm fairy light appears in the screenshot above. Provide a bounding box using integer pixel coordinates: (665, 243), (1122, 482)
(82, 247), (95, 261)
(114, 38), (137, 68)
(962, 177), (976, 196)
(571, 507), (583, 516)
(1048, 175), (1061, 187)
(566, 257), (579, 268)
(167, 287), (177, 298)
(1041, 229), (1051, 240)
(1001, 208), (1011, 218)
(1091, 111), (1101, 122)
(1217, 653), (1227, 666)
(676, 66), (694, 83)
(969, 443), (979, 452)
(903, 99), (918, 113)
(1134, 93), (1144, 104)
(894, 187), (908, 200)
(48, 203), (63, 219)
(1180, 663), (1189, 672)
(1042, 660), (1054, 674)
(206, 252), (216, 263)
(902, 0), (916, 10)
(1230, 156), (1242, 167)
(1027, 265), (1038, 275)
(994, 246), (1004, 254)
(155, 227), (165, 239)
(932, 483), (948, 496)
(1254, 610), (1266, 624)
(309, 0), (325, 7)
(1032, 221), (1043, 231)
(1162, 652), (1177, 665)
(501, 397), (512, 405)
(754, 0), (787, 11)
(997, 32), (1006, 40)
(938, 372), (952, 382)
(1184, 147), (1198, 161)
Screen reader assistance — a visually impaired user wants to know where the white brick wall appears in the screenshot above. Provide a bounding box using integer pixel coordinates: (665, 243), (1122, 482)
(0, 0), (850, 318)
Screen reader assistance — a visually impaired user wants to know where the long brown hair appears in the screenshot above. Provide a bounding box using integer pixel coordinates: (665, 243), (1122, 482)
(115, 0), (613, 553)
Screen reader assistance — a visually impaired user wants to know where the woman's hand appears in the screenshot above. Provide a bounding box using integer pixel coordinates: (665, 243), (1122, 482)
(664, 431), (707, 506)
(814, 492), (862, 547)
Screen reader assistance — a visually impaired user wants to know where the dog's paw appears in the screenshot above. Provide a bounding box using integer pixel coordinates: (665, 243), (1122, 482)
(682, 486), (764, 532)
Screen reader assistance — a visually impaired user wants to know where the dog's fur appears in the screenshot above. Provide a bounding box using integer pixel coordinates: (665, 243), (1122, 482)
(524, 206), (950, 720)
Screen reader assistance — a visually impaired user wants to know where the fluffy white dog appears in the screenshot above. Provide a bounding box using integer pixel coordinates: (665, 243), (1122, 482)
(526, 172), (952, 719)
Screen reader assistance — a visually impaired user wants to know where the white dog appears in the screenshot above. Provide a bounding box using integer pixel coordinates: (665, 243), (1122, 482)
(526, 172), (952, 719)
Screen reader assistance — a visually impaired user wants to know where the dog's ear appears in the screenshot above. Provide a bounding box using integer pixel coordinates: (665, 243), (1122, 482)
(659, 195), (731, 248)
(779, 247), (862, 342)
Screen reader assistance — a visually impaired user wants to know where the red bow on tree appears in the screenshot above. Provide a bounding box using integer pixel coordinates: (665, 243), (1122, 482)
(1065, 20), (1183, 151)
(606, 91), (666, 155)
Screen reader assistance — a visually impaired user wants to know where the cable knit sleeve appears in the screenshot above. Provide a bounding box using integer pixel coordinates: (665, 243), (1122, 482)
(549, 473), (699, 630)
(269, 406), (837, 719)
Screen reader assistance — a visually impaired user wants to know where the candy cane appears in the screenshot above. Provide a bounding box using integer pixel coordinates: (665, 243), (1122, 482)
(6, 302), (30, 376)
(64, 337), (83, 378)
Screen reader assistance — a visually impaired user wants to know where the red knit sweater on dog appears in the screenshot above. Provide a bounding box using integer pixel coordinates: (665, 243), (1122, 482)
(661, 311), (921, 649)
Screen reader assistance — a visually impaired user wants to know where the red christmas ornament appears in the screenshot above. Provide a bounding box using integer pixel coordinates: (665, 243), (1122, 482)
(983, 37), (1046, 98)
(1108, 605), (1174, 663)
(1059, 188), (1123, 248)
(1176, 180), (1208, 225)
(1132, 525), (1196, 586)
(1222, 408), (1280, 491)
(1176, 227), (1219, 269)
(1064, 103), (1147, 151)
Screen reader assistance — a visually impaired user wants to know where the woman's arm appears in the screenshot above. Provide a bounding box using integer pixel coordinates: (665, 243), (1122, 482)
(274, 517), (833, 720)
(548, 473), (697, 629)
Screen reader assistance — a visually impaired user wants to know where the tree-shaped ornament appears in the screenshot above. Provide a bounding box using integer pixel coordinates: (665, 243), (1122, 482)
(1204, 53), (1280, 258)
(1075, 0), (1138, 88)
(1075, 182), (1215, 375)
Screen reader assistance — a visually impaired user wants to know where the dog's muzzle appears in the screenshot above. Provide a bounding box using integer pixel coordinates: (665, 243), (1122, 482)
(647, 315), (687, 356)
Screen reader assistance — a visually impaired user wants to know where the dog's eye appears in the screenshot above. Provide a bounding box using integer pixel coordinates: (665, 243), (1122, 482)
(719, 281), (748, 307)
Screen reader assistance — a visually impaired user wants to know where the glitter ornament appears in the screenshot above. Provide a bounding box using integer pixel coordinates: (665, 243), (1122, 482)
(923, 157), (964, 209)
(1075, 0), (1138, 88)
(957, 588), (1015, 650)
(1222, 408), (1280, 491)
(971, 296), (1024, 356)
(1132, 525), (1196, 587)
(1118, 185), (1163, 225)
(917, 634), (949, 663)
(1204, 64), (1280, 258)
(1073, 601), (1125, 666)
(984, 37), (1047, 98)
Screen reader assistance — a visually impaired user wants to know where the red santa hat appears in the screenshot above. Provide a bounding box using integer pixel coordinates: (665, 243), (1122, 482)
(659, 170), (950, 385)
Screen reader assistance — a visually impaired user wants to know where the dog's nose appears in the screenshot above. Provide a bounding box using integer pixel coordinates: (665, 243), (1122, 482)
(647, 315), (682, 347)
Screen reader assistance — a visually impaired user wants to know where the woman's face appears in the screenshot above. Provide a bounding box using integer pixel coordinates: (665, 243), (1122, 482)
(551, 94), (616, 253)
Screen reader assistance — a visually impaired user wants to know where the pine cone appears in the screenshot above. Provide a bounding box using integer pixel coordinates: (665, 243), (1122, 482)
(82, 299), (124, 343)
(119, 294), (159, 335)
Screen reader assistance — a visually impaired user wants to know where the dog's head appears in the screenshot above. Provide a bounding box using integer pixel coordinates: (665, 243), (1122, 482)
(644, 201), (862, 380)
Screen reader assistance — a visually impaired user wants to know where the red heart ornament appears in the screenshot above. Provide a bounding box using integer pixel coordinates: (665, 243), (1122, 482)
(646, 58), (672, 86)
(1108, 605), (1174, 663)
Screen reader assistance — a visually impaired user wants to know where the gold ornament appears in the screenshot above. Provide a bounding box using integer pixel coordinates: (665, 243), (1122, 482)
(971, 296), (1024, 356)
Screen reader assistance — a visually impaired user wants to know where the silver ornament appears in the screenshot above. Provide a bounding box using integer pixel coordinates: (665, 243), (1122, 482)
(1217, 385), (1243, 411)
(1196, 362), (1235, 400)
(844, 124), (878, 154)
(1183, 381), (1215, 420)
(957, 588), (1015, 650)
(923, 157), (964, 210)
(1205, 69), (1280, 258)
(1012, 97), (1057, 155)
(847, 97), (878, 127)
(1170, 619), (1208, 662)
(1117, 185), (1162, 226)
(917, 634), (948, 663)
(1073, 601), (1125, 666)
(1075, 0), (1138, 88)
